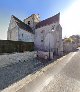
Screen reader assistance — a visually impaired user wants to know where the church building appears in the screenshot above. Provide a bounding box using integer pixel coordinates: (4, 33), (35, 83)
(7, 13), (63, 57)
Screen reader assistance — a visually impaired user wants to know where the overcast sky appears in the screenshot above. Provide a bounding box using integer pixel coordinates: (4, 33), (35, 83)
(0, 0), (79, 40)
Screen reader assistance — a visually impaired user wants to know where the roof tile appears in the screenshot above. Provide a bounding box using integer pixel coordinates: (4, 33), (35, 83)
(12, 15), (33, 34)
(36, 13), (60, 29)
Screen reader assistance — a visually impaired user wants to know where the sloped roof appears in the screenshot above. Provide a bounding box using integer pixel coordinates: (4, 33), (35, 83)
(36, 13), (60, 29)
(12, 15), (33, 34)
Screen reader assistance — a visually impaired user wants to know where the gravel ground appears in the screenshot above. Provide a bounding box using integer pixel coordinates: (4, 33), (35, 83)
(0, 52), (36, 67)
(0, 52), (49, 90)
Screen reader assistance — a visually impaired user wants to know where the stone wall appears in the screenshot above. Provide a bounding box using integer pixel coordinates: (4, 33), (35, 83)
(34, 22), (63, 56)
(0, 40), (34, 53)
(7, 26), (18, 41)
(63, 42), (77, 53)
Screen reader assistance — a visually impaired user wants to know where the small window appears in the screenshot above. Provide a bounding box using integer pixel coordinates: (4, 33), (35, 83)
(28, 21), (30, 25)
(41, 30), (45, 33)
(41, 39), (43, 42)
(52, 26), (55, 30)
(22, 34), (23, 37)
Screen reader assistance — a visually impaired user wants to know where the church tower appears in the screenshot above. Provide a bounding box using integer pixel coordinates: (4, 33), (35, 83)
(23, 14), (40, 32)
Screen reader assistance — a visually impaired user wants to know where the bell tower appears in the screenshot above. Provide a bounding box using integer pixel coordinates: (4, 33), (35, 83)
(24, 14), (40, 32)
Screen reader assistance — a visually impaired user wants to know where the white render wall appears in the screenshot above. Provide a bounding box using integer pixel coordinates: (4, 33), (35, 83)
(7, 16), (18, 41)
(18, 28), (34, 42)
(35, 24), (55, 50)
(7, 27), (18, 41)
(7, 27), (34, 42)
(34, 22), (58, 50)
(34, 22), (63, 55)
(8, 16), (17, 30)
(7, 16), (34, 42)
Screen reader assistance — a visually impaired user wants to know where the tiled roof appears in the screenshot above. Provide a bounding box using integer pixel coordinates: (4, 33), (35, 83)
(36, 13), (60, 29)
(12, 15), (33, 34)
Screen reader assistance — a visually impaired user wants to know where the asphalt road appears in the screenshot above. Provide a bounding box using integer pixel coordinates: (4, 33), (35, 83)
(41, 51), (80, 92)
(15, 50), (80, 92)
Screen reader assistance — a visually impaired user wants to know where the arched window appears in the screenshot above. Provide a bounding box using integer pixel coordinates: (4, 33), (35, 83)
(28, 21), (30, 25)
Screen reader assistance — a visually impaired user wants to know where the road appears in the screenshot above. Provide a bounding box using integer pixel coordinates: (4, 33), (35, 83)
(2, 49), (80, 92)
(42, 51), (80, 92)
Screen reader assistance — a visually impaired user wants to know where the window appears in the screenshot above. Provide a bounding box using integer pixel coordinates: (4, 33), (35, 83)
(41, 39), (43, 42)
(41, 30), (44, 42)
(52, 25), (55, 30)
(28, 21), (30, 25)
(22, 34), (23, 37)
(41, 30), (45, 33)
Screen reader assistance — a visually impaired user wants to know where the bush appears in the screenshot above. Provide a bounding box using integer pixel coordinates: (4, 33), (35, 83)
(0, 40), (34, 53)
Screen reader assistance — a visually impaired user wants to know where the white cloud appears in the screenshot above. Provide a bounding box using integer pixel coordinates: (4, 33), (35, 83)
(60, 0), (80, 38)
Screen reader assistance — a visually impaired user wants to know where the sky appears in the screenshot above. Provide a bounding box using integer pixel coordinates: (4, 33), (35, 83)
(0, 0), (80, 40)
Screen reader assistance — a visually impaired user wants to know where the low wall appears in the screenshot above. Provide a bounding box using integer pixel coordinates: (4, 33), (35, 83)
(37, 51), (53, 59)
(63, 42), (77, 53)
(0, 40), (34, 53)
